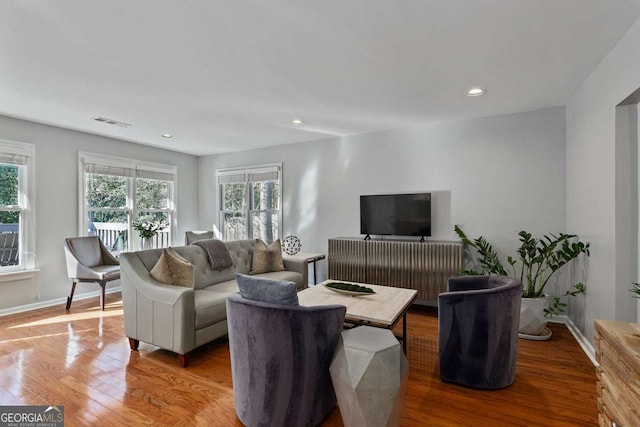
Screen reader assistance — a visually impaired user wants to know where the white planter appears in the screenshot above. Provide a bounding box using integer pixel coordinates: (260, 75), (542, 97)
(519, 297), (551, 339)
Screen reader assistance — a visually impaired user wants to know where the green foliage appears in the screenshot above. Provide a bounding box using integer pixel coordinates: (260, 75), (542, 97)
(223, 183), (246, 211)
(454, 225), (590, 315)
(631, 282), (640, 299)
(87, 174), (127, 209)
(545, 283), (586, 316)
(454, 225), (507, 276)
(136, 178), (169, 210)
(222, 180), (279, 243)
(326, 282), (374, 293)
(0, 165), (19, 224)
(87, 174), (169, 224)
(132, 219), (168, 239)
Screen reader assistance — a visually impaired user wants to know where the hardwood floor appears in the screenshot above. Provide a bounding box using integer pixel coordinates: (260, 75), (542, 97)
(0, 293), (598, 426)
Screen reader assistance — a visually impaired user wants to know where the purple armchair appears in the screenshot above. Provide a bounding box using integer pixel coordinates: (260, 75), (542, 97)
(226, 293), (346, 426)
(438, 275), (522, 389)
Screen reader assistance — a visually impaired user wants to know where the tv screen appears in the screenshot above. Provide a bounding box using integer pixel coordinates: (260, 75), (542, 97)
(360, 193), (431, 237)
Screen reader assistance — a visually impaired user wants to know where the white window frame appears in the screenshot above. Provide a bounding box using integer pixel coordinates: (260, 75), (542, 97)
(0, 139), (36, 272)
(78, 152), (177, 251)
(216, 163), (282, 242)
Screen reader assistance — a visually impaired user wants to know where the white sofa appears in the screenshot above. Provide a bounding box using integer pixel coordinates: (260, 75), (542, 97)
(120, 239), (306, 366)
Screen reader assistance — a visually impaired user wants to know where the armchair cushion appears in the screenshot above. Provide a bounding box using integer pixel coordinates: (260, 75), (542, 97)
(235, 273), (299, 306)
(90, 265), (122, 281)
(250, 239), (285, 274)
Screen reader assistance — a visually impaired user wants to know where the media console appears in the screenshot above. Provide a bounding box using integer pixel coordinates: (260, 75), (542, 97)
(328, 237), (464, 301)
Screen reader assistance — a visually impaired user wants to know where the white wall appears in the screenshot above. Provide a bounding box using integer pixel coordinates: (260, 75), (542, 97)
(200, 107), (567, 288)
(0, 115), (199, 311)
(566, 17), (640, 341)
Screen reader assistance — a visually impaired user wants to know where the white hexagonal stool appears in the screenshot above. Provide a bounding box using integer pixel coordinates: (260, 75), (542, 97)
(329, 326), (409, 427)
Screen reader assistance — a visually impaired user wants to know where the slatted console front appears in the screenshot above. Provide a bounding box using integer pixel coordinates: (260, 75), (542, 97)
(328, 237), (463, 301)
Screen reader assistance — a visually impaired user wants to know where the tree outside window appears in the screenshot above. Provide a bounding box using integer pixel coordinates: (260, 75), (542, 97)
(81, 153), (176, 253)
(0, 164), (20, 266)
(218, 166), (281, 243)
(0, 140), (35, 271)
(86, 173), (129, 253)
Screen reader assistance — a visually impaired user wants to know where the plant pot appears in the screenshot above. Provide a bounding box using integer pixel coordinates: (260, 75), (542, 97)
(519, 297), (552, 340)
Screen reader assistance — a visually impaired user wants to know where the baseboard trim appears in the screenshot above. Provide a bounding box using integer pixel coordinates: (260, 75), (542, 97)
(0, 286), (122, 318)
(548, 315), (597, 367)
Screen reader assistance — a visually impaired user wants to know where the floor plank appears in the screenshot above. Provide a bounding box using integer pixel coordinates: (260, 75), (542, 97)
(0, 294), (598, 426)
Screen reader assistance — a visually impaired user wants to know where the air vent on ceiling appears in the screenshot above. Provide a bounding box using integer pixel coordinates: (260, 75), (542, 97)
(93, 117), (131, 128)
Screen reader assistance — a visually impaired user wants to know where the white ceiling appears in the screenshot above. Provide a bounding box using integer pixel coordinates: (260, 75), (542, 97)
(1, 1), (640, 156)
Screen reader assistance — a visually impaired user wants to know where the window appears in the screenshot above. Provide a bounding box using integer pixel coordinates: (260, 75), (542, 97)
(79, 152), (176, 253)
(217, 164), (281, 243)
(0, 140), (35, 271)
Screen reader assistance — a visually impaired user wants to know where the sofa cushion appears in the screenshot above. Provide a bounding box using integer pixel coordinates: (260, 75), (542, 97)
(235, 273), (299, 306)
(194, 289), (230, 329)
(250, 239), (285, 274)
(201, 279), (239, 294)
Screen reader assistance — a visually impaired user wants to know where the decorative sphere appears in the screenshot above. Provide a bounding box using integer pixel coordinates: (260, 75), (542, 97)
(282, 235), (302, 255)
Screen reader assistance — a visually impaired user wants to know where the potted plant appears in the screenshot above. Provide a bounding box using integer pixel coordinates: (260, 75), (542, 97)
(632, 283), (640, 299)
(454, 225), (590, 340)
(133, 218), (168, 249)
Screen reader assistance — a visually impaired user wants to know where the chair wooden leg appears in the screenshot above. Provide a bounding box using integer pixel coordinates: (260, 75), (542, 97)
(128, 338), (140, 351)
(66, 280), (77, 310)
(178, 352), (191, 368)
(99, 281), (107, 311)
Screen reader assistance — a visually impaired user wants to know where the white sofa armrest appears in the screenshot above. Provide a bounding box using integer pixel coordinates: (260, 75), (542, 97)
(283, 257), (308, 287)
(120, 253), (196, 355)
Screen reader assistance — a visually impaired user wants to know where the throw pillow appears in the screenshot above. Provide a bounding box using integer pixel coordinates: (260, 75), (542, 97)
(235, 273), (299, 306)
(149, 248), (194, 288)
(150, 249), (173, 285)
(250, 239), (285, 274)
(165, 248), (195, 288)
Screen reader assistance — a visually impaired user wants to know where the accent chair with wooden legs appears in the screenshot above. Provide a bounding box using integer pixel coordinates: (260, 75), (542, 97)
(63, 236), (121, 311)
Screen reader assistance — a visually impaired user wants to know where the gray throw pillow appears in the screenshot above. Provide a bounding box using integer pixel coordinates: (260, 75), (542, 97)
(235, 273), (299, 306)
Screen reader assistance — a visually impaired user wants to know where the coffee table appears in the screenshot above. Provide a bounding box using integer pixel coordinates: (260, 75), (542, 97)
(298, 280), (417, 353)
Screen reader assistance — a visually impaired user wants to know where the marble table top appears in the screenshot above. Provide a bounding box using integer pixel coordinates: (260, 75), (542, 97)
(298, 280), (417, 327)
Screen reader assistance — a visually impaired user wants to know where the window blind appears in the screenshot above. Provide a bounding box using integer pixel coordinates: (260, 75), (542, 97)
(84, 162), (135, 178)
(218, 173), (246, 184)
(137, 169), (175, 181)
(248, 171), (279, 182)
(0, 152), (28, 166)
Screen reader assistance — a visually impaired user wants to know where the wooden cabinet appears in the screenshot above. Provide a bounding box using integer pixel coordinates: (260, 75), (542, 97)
(328, 237), (463, 301)
(594, 319), (640, 427)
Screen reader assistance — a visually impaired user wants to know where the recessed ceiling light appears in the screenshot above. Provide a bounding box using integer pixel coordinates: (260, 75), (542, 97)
(161, 134), (173, 138)
(292, 119), (305, 125)
(466, 88), (487, 97)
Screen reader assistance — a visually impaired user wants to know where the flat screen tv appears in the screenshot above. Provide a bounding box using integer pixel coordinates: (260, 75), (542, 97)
(360, 193), (431, 238)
